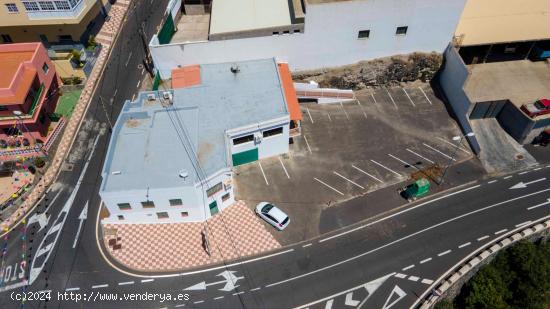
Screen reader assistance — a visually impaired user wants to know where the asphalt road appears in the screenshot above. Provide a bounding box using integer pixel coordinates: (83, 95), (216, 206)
(0, 3), (549, 308)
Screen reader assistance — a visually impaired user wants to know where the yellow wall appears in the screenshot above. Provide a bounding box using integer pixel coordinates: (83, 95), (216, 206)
(0, 0), (107, 43)
(456, 0), (550, 46)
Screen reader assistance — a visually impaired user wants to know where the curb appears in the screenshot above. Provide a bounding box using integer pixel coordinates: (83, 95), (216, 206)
(413, 214), (550, 309)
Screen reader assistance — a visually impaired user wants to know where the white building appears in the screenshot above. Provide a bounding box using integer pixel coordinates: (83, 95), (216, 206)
(150, 0), (467, 79)
(99, 58), (302, 224)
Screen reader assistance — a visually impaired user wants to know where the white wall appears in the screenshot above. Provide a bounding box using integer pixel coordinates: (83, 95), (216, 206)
(151, 0), (466, 79)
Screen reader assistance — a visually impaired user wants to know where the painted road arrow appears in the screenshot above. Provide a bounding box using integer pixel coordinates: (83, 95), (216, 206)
(26, 190), (63, 231)
(527, 198), (550, 210)
(509, 178), (546, 189)
(381, 285), (406, 309)
(72, 201), (88, 248)
(185, 270), (244, 292)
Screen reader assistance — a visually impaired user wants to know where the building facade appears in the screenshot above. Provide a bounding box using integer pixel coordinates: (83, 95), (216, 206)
(0, 0), (108, 45)
(0, 42), (60, 147)
(150, 0), (466, 79)
(100, 58), (301, 224)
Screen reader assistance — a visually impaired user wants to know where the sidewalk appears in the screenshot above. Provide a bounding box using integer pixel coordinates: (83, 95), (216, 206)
(0, 0), (131, 232)
(102, 201), (281, 272)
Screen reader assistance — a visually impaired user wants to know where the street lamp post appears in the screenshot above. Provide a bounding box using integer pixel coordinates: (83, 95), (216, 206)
(438, 132), (474, 185)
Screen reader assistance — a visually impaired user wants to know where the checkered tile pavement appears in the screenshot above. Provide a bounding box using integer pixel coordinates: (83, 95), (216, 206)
(103, 201), (282, 272)
(1, 1), (131, 232)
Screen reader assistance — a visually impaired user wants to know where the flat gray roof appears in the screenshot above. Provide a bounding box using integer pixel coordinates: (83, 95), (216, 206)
(101, 58), (289, 192)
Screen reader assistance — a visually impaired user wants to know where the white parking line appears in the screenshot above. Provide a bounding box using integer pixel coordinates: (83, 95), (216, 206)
(303, 135), (312, 153)
(279, 157), (290, 179)
(125, 51), (132, 66)
(213, 296), (224, 300)
(458, 242), (471, 248)
(402, 264), (415, 271)
(494, 229), (508, 235)
(141, 67), (145, 75)
(258, 162), (269, 185)
(477, 235), (490, 241)
(136, 80), (141, 88)
(194, 300), (204, 304)
(402, 88), (415, 107)
(370, 159), (401, 177)
(306, 108), (314, 123)
(421, 278), (434, 285)
(340, 102), (350, 120)
(370, 93), (377, 104)
(302, 243), (312, 248)
(363, 111), (368, 119)
(131, 93), (136, 101)
(388, 154), (419, 170)
(534, 167), (542, 171)
(314, 178), (345, 196)
(515, 221), (531, 227)
(385, 88), (398, 109)
(175, 304), (186, 307)
(488, 180), (498, 184)
(420, 257), (432, 264)
(327, 113), (332, 122)
(436, 137), (469, 154)
(423, 143), (456, 161)
(394, 273), (407, 279)
(408, 276), (420, 282)
(250, 287), (261, 292)
(92, 284), (109, 289)
(118, 281), (134, 286)
(352, 165), (384, 183)
(503, 176), (512, 179)
(406, 148), (434, 164)
(418, 87), (433, 105)
(519, 171), (529, 175)
(437, 250), (451, 257)
(333, 171), (365, 189)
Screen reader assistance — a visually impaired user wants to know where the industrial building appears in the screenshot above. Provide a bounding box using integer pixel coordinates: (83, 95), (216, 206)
(99, 58), (302, 224)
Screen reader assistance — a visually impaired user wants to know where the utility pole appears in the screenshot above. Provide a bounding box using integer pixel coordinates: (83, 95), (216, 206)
(438, 132), (474, 185)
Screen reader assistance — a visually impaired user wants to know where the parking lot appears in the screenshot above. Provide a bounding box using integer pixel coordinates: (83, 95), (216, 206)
(234, 84), (474, 244)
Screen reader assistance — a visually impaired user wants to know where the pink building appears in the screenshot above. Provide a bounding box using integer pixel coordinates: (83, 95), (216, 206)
(0, 43), (60, 149)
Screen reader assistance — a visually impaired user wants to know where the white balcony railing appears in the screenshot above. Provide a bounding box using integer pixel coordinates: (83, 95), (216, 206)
(26, 0), (86, 20)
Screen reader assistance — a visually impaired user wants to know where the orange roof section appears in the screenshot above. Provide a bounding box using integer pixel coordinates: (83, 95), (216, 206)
(277, 63), (302, 121)
(0, 50), (34, 88)
(172, 65), (201, 89)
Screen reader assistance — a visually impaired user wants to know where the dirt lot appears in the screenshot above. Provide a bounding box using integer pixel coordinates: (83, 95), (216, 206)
(234, 84), (473, 245)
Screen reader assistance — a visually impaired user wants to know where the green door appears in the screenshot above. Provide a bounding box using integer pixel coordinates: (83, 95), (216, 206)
(209, 201), (219, 216)
(232, 148), (259, 166)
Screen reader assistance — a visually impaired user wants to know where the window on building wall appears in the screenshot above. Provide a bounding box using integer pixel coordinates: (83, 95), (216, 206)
(181, 212), (189, 217)
(141, 201), (155, 208)
(117, 203), (131, 210)
(169, 199), (183, 206)
(263, 127), (283, 138)
(0, 106), (8, 112)
(1, 34), (13, 43)
(38, 1), (56, 10)
(357, 30), (370, 39)
(222, 193), (230, 202)
(58, 35), (73, 42)
(232, 134), (254, 145)
(117, 215), (124, 220)
(396, 26), (408, 36)
(53, 1), (70, 10)
(157, 212), (169, 219)
(206, 182), (223, 197)
(42, 63), (49, 74)
(5, 3), (18, 12)
(22, 2), (39, 11)
(68, 0), (79, 7)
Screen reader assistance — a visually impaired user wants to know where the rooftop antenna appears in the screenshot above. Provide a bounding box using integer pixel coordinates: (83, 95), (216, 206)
(230, 64), (240, 74)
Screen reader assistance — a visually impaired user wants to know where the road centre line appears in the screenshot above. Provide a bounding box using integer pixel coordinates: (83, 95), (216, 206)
(302, 243), (312, 248)
(437, 250), (451, 257)
(175, 304), (186, 307)
(194, 300), (204, 304)
(141, 279), (154, 283)
(418, 87), (433, 105)
(370, 93), (378, 104)
(515, 221), (531, 227)
(477, 235), (490, 241)
(131, 93), (136, 101)
(267, 188), (550, 289)
(422, 143), (456, 161)
(306, 107), (314, 123)
(65, 287), (80, 291)
(213, 296), (224, 300)
(519, 171), (529, 175)
(250, 287), (261, 292)
(319, 184), (481, 242)
(92, 284), (108, 289)
(534, 167), (541, 171)
(314, 178), (345, 196)
(352, 165), (384, 183)
(402, 88), (415, 107)
(458, 242), (471, 248)
(420, 257), (432, 264)
(340, 102), (350, 120)
(141, 67), (145, 75)
(494, 229), (508, 235)
(370, 159), (402, 177)
(388, 154), (419, 170)
(435, 137), (469, 154)
(136, 80), (141, 88)
(258, 162), (269, 185)
(279, 157), (290, 179)
(385, 88), (398, 109)
(232, 291), (245, 296)
(125, 51), (132, 66)
(303, 135), (312, 153)
(488, 180), (498, 184)
(504, 176), (512, 179)
(406, 148), (435, 164)
(408, 276), (420, 282)
(402, 264), (415, 271)
(118, 281), (134, 286)
(333, 171), (365, 189)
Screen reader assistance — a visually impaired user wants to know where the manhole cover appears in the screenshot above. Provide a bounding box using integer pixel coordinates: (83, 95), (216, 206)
(137, 63), (144, 69)
(516, 154), (524, 160)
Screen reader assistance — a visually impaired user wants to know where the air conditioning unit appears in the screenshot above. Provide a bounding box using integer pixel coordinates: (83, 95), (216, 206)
(147, 93), (156, 101)
(162, 91), (173, 104)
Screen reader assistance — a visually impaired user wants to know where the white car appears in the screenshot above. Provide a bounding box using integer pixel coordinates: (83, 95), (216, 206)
(255, 202), (290, 231)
